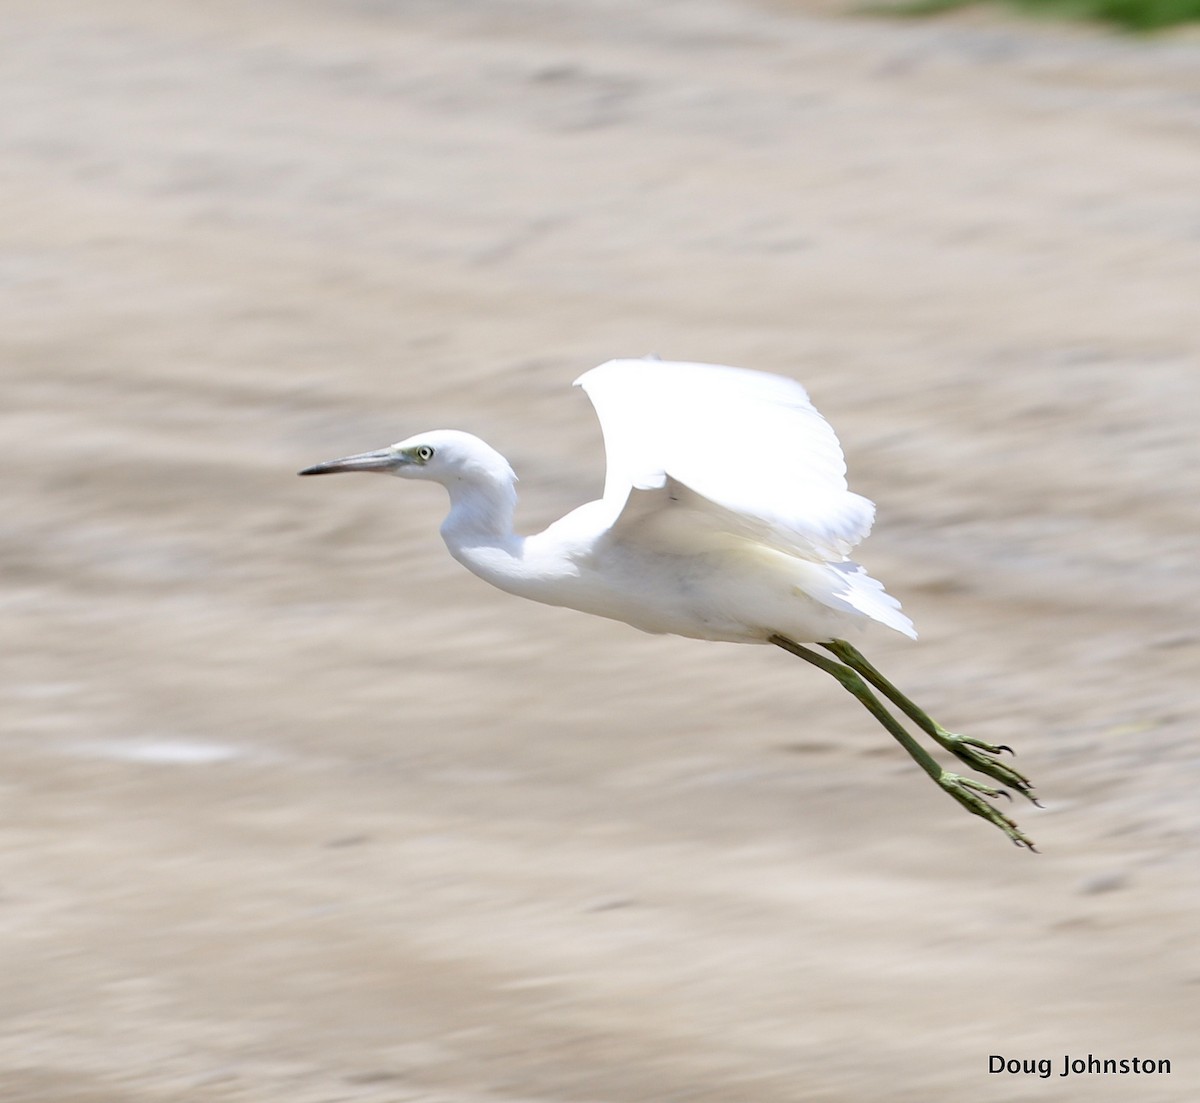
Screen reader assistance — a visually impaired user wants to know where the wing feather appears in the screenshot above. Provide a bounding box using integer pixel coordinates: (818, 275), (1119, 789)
(575, 359), (875, 562)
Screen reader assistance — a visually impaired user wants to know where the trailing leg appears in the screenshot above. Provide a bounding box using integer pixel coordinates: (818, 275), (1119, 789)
(770, 634), (1035, 849)
(821, 638), (1037, 804)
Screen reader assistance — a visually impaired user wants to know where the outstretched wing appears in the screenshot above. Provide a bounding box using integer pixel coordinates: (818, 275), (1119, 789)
(574, 359), (875, 562)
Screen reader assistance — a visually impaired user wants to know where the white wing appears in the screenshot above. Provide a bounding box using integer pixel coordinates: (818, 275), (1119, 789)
(574, 359), (876, 562)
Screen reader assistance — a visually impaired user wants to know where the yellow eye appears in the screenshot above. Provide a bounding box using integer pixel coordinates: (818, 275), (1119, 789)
(416, 445), (434, 462)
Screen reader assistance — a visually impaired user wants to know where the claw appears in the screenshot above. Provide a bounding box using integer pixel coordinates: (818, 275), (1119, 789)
(996, 744), (1015, 756)
(994, 788), (1012, 802)
(952, 734), (1009, 755)
(937, 772), (1036, 850)
(931, 731), (1037, 803)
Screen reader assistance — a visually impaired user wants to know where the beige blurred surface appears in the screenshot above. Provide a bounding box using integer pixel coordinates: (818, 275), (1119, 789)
(4, 2), (1199, 1100)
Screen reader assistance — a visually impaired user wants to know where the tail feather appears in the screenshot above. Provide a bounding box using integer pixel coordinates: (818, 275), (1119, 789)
(795, 560), (916, 639)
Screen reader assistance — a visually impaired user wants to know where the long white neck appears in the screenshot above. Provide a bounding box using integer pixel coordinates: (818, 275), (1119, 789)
(439, 470), (530, 592)
(432, 439), (593, 608)
(441, 473), (518, 547)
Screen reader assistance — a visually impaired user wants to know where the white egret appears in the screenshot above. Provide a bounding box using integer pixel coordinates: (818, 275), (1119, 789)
(300, 359), (1037, 848)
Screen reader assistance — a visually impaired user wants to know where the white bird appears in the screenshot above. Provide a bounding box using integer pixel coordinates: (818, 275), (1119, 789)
(300, 359), (1037, 848)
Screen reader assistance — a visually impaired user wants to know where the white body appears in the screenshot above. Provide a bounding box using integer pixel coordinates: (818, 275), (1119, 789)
(449, 499), (905, 644)
(426, 360), (914, 646)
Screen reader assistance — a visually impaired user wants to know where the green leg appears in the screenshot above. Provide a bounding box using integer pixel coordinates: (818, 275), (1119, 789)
(822, 638), (1038, 804)
(770, 634), (1035, 850)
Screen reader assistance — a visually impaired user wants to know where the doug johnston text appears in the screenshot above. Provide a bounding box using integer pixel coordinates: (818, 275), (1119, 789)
(989, 1054), (1171, 1078)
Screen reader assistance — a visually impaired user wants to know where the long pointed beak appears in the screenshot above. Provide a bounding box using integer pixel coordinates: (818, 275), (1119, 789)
(298, 448), (404, 476)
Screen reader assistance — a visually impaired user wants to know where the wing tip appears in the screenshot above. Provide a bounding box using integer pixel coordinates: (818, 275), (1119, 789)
(574, 356), (663, 390)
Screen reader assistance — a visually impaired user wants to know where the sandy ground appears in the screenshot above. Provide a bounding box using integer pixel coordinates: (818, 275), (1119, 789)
(4, 1), (1200, 1100)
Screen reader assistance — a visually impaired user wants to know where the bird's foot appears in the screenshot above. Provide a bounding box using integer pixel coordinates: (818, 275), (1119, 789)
(931, 728), (1038, 804)
(938, 772), (1037, 850)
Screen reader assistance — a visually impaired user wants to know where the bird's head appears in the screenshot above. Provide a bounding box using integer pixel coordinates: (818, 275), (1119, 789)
(299, 429), (515, 487)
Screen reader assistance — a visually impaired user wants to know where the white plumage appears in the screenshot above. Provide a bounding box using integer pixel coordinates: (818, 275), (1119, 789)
(572, 359), (913, 641)
(300, 358), (1038, 848)
(579, 360), (874, 557)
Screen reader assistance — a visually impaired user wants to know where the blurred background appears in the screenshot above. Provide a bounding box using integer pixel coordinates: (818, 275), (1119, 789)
(3, 2), (1199, 1100)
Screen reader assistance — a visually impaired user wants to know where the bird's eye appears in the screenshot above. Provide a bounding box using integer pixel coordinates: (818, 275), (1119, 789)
(415, 445), (434, 463)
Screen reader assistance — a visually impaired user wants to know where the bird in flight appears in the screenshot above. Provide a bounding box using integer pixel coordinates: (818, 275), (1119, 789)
(300, 359), (1038, 848)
